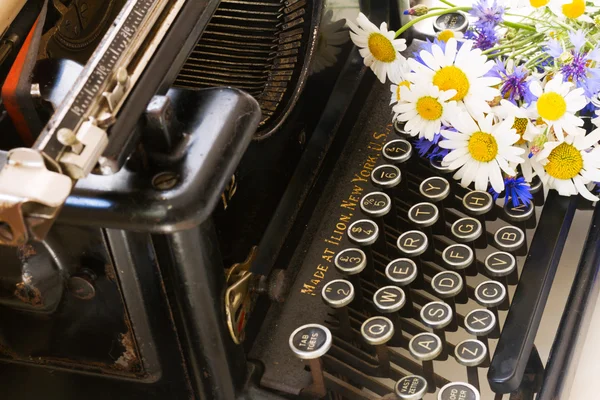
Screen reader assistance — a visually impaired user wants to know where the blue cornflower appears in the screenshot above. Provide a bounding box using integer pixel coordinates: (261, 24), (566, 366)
(414, 132), (450, 161)
(569, 30), (587, 53)
(490, 60), (535, 105)
(560, 44), (600, 98)
(470, 0), (504, 28)
(545, 39), (563, 60)
(489, 176), (533, 207)
(472, 24), (499, 51)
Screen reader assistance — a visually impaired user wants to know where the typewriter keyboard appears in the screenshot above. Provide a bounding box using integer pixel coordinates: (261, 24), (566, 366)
(250, 77), (575, 400)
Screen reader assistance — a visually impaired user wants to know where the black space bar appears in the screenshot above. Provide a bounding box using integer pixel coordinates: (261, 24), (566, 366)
(488, 192), (578, 393)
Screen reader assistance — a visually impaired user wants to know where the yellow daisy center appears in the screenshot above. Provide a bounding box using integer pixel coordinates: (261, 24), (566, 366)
(530, 0), (550, 7)
(396, 80), (411, 101)
(368, 33), (397, 63)
(416, 96), (443, 120)
(468, 131), (498, 162)
(562, 0), (585, 19)
(545, 142), (583, 180)
(512, 117), (528, 145)
(433, 66), (470, 101)
(537, 92), (567, 121)
(437, 30), (455, 43)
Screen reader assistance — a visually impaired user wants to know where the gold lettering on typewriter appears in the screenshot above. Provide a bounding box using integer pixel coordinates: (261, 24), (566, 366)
(458, 224), (474, 233)
(368, 324), (386, 335)
(428, 307), (445, 318)
(449, 251), (464, 259)
(501, 232), (517, 242)
(403, 237), (421, 248)
(301, 125), (391, 295)
(468, 196), (486, 206)
(471, 314), (490, 326)
(511, 204), (527, 211)
(461, 346), (480, 357)
(379, 291), (397, 303)
(415, 208), (430, 216)
(482, 287), (499, 298)
(392, 265), (409, 275)
(417, 340), (435, 351)
(424, 182), (440, 192)
(438, 278), (456, 288)
(490, 256), (507, 266)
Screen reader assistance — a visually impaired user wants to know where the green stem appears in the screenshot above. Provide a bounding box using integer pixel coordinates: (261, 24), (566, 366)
(439, 0), (456, 6)
(394, 6), (471, 38)
(505, 12), (546, 24)
(482, 34), (543, 54)
(502, 20), (537, 32)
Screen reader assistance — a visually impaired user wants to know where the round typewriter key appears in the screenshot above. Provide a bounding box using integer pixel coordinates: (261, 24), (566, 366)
(451, 217), (482, 243)
(455, 339), (487, 391)
(395, 375), (428, 400)
(409, 332), (443, 392)
(420, 301), (452, 360)
(386, 258), (418, 317)
(348, 219), (379, 246)
(464, 308), (496, 345)
(289, 324), (332, 359)
(322, 280), (354, 340)
(494, 225), (526, 255)
(433, 11), (468, 33)
(431, 271), (463, 332)
(394, 119), (410, 136)
(438, 382), (480, 400)
(419, 177), (450, 203)
(334, 248), (366, 309)
(429, 158), (452, 174)
(397, 230), (428, 257)
(361, 316), (394, 374)
(361, 192), (391, 218)
(504, 199), (534, 222)
(383, 139), (413, 164)
(442, 244), (475, 290)
(371, 164), (402, 189)
(475, 281), (506, 338)
(530, 175), (544, 206)
(289, 324), (332, 397)
(485, 251), (518, 286)
(408, 202), (439, 228)
(463, 191), (493, 216)
(373, 286), (406, 346)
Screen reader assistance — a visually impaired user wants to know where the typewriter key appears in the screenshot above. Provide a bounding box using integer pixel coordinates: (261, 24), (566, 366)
(408, 202), (438, 260)
(442, 243), (476, 290)
(419, 176), (450, 234)
(451, 217), (482, 243)
(361, 192), (393, 256)
(289, 324), (332, 397)
(455, 339), (487, 391)
(409, 332), (443, 393)
(420, 302), (453, 361)
(383, 139), (413, 165)
(429, 158), (453, 174)
(464, 308), (496, 365)
(397, 230), (428, 257)
(394, 119), (410, 136)
(322, 279), (354, 340)
(485, 251), (518, 286)
(373, 286), (406, 347)
(334, 248), (367, 309)
(371, 164), (402, 227)
(395, 375), (428, 400)
(494, 225), (526, 256)
(361, 316), (394, 375)
(437, 382), (480, 400)
(475, 281), (506, 337)
(348, 219), (379, 281)
(431, 271), (463, 332)
(504, 198), (536, 232)
(386, 258), (418, 317)
(462, 190), (493, 248)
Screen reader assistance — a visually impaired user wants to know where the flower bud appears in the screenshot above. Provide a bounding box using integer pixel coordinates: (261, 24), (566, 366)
(404, 5), (429, 16)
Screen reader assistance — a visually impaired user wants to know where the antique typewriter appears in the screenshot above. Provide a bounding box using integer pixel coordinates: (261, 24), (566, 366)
(0, 1), (598, 399)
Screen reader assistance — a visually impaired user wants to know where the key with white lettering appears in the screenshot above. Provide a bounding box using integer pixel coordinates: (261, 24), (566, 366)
(431, 271), (463, 332)
(386, 258), (418, 318)
(409, 332), (443, 393)
(289, 324), (332, 398)
(395, 375), (428, 400)
(485, 250), (518, 286)
(462, 190), (494, 249)
(383, 139), (413, 165)
(474, 281), (506, 338)
(373, 286), (406, 347)
(530, 175), (544, 207)
(420, 302), (453, 361)
(361, 316), (395, 376)
(494, 225), (527, 257)
(361, 191), (394, 258)
(437, 382), (481, 400)
(455, 339), (487, 392)
(397, 230), (429, 289)
(464, 309), (496, 367)
(442, 244), (475, 296)
(348, 219), (379, 281)
(419, 176), (450, 235)
(371, 164), (402, 228)
(451, 217), (482, 268)
(322, 279), (355, 341)
(407, 202), (438, 260)
(504, 196), (536, 231)
(334, 248), (367, 310)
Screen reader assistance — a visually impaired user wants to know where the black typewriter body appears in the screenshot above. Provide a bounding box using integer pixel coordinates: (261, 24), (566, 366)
(0, 1), (598, 399)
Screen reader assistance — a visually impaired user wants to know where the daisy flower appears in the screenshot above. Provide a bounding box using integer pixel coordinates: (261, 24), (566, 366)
(439, 112), (525, 192)
(437, 30), (464, 43)
(531, 129), (600, 201)
(529, 0), (550, 7)
(528, 73), (587, 140)
(550, 0), (593, 23)
(393, 83), (457, 140)
(311, 10), (348, 74)
(389, 62), (412, 105)
(347, 13), (407, 83)
(407, 38), (501, 120)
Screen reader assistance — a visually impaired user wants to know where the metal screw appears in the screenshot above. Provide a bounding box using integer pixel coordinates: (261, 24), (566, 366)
(152, 171), (179, 190)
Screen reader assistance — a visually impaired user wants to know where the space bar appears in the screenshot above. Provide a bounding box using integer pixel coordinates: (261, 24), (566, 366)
(487, 192), (578, 393)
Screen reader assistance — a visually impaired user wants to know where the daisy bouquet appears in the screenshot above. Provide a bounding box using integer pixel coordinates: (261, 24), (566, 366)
(348, 0), (600, 204)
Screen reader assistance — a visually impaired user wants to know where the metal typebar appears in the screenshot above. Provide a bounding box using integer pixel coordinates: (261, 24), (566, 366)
(488, 192), (578, 393)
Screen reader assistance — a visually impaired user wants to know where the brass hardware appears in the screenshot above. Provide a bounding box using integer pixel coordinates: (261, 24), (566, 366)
(225, 246), (258, 344)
